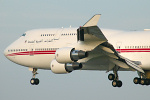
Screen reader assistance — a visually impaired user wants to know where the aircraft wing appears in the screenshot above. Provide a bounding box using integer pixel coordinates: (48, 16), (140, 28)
(79, 14), (107, 43)
(79, 14), (144, 73)
(99, 42), (144, 73)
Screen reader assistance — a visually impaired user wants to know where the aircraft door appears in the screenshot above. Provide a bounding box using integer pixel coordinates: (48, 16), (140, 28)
(116, 41), (122, 53)
(54, 28), (63, 40)
(30, 44), (34, 56)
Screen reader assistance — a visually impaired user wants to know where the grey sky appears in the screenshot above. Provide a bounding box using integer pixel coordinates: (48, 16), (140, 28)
(1, 0), (150, 100)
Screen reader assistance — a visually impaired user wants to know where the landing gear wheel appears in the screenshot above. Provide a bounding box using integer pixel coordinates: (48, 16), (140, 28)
(112, 80), (122, 87)
(108, 74), (115, 80)
(117, 80), (122, 87)
(34, 78), (39, 85)
(30, 78), (40, 85)
(140, 79), (145, 85)
(133, 77), (140, 84)
(30, 78), (35, 85)
(112, 80), (118, 87)
(145, 79), (150, 85)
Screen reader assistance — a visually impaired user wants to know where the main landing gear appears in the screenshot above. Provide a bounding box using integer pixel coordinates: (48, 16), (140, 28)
(133, 72), (150, 85)
(108, 67), (122, 87)
(30, 68), (40, 85)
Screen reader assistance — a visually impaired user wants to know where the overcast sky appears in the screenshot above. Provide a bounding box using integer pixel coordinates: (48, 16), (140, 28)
(1, 0), (150, 100)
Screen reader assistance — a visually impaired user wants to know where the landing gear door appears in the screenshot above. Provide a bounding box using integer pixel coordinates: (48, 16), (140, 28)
(30, 45), (34, 56)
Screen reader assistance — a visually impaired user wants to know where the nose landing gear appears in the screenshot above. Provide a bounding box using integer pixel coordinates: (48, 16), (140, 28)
(30, 68), (40, 85)
(30, 78), (39, 85)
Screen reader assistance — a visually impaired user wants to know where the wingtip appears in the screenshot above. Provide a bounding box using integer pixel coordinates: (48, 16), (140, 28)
(83, 14), (101, 27)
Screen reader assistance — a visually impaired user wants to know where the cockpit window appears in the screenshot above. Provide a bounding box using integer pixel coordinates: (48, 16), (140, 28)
(22, 33), (26, 36)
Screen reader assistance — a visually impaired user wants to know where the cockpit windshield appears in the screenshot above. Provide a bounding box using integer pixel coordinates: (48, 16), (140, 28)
(22, 33), (26, 36)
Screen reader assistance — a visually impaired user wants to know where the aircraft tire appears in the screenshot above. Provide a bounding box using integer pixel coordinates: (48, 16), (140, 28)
(112, 80), (118, 87)
(145, 79), (150, 85)
(133, 77), (140, 84)
(30, 78), (39, 85)
(108, 74), (115, 80)
(34, 78), (39, 85)
(117, 80), (122, 87)
(30, 78), (35, 85)
(140, 79), (145, 85)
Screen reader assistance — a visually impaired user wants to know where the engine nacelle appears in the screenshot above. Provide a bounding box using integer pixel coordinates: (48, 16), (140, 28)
(50, 60), (82, 74)
(55, 47), (88, 63)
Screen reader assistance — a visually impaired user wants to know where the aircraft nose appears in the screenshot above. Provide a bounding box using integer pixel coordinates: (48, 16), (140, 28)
(4, 48), (8, 57)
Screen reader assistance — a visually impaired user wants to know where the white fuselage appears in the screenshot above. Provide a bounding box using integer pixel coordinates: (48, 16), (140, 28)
(4, 28), (150, 70)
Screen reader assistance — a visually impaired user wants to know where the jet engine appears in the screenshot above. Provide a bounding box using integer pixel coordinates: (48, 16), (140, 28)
(55, 47), (88, 63)
(50, 59), (82, 74)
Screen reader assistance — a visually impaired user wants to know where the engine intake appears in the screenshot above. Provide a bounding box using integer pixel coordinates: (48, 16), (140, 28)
(55, 47), (88, 63)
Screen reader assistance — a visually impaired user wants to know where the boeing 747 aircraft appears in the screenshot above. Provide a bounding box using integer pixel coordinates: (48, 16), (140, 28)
(4, 14), (150, 87)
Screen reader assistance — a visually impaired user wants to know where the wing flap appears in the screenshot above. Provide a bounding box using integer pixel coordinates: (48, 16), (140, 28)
(120, 56), (145, 73)
(109, 58), (130, 69)
(93, 42), (144, 73)
(100, 42), (145, 73)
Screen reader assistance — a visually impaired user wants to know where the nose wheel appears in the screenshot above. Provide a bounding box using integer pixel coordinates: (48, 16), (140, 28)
(30, 78), (39, 85)
(30, 68), (40, 85)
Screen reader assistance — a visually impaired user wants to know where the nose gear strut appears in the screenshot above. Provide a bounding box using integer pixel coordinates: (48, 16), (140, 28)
(30, 68), (40, 85)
